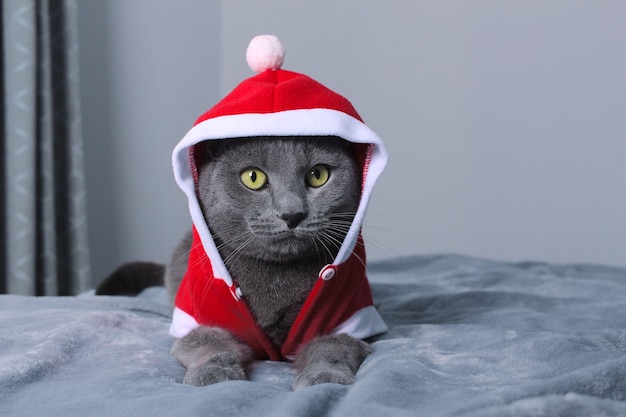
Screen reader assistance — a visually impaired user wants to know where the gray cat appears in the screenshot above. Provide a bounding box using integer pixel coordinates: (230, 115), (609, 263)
(171, 136), (372, 389)
(98, 136), (383, 389)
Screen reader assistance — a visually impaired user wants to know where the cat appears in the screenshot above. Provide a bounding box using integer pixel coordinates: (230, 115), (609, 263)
(98, 135), (377, 389)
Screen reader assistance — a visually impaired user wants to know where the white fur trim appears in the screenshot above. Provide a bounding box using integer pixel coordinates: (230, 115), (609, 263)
(331, 305), (389, 339)
(172, 108), (388, 283)
(169, 307), (200, 338)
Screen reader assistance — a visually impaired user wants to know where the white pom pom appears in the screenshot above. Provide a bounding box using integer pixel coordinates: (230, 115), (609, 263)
(246, 35), (285, 73)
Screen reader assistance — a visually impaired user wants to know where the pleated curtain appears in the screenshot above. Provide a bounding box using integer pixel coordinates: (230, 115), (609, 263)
(1, 0), (90, 295)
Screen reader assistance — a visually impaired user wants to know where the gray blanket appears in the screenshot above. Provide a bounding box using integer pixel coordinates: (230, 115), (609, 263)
(2, 255), (626, 416)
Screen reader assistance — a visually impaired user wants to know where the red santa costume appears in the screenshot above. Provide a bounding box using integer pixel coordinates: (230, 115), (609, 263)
(169, 35), (389, 361)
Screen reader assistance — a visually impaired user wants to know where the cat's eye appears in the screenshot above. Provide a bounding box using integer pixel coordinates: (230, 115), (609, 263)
(240, 168), (268, 190)
(306, 165), (330, 188)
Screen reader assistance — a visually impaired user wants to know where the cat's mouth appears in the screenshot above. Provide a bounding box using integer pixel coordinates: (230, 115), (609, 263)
(249, 229), (342, 263)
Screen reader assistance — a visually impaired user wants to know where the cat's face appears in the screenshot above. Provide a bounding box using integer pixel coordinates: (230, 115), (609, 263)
(197, 136), (361, 264)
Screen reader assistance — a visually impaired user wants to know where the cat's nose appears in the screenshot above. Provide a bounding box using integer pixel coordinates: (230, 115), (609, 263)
(281, 212), (306, 229)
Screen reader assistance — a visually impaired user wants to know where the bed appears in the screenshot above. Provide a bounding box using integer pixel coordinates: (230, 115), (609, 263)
(2, 254), (626, 416)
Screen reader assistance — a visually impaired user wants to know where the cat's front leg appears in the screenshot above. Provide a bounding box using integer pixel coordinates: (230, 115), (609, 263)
(170, 326), (252, 386)
(292, 334), (372, 390)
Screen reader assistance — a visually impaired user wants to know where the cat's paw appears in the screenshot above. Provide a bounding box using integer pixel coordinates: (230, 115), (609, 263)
(170, 326), (252, 386)
(291, 334), (372, 390)
(183, 362), (247, 386)
(292, 366), (355, 390)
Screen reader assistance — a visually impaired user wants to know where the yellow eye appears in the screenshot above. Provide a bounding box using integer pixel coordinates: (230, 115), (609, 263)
(306, 165), (330, 188)
(240, 168), (268, 190)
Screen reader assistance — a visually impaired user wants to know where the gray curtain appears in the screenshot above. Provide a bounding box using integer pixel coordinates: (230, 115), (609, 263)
(1, 0), (90, 295)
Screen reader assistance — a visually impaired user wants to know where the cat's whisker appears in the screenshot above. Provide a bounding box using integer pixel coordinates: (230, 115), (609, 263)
(199, 234), (256, 302)
(212, 228), (255, 250)
(329, 213), (357, 219)
(310, 238), (325, 262)
(312, 235), (336, 264)
(320, 228), (368, 269)
(359, 235), (398, 261)
(321, 225), (351, 241)
(211, 225), (254, 243)
(221, 235), (257, 268)
(358, 221), (407, 261)
(318, 231), (343, 256)
(350, 249), (367, 270)
(327, 219), (355, 228)
(200, 277), (218, 305)
(323, 229), (368, 270)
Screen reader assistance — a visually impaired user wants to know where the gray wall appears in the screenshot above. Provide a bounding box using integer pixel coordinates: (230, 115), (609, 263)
(78, 0), (221, 283)
(79, 0), (626, 284)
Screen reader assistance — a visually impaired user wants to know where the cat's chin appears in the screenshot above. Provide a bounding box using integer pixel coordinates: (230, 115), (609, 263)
(254, 244), (321, 264)
(229, 250), (319, 265)
(240, 237), (329, 264)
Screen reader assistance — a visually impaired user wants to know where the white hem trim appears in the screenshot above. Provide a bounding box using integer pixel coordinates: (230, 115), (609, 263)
(331, 305), (389, 339)
(169, 307), (200, 338)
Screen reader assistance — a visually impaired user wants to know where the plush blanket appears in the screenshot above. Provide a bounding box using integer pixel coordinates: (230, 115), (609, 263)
(2, 255), (626, 417)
